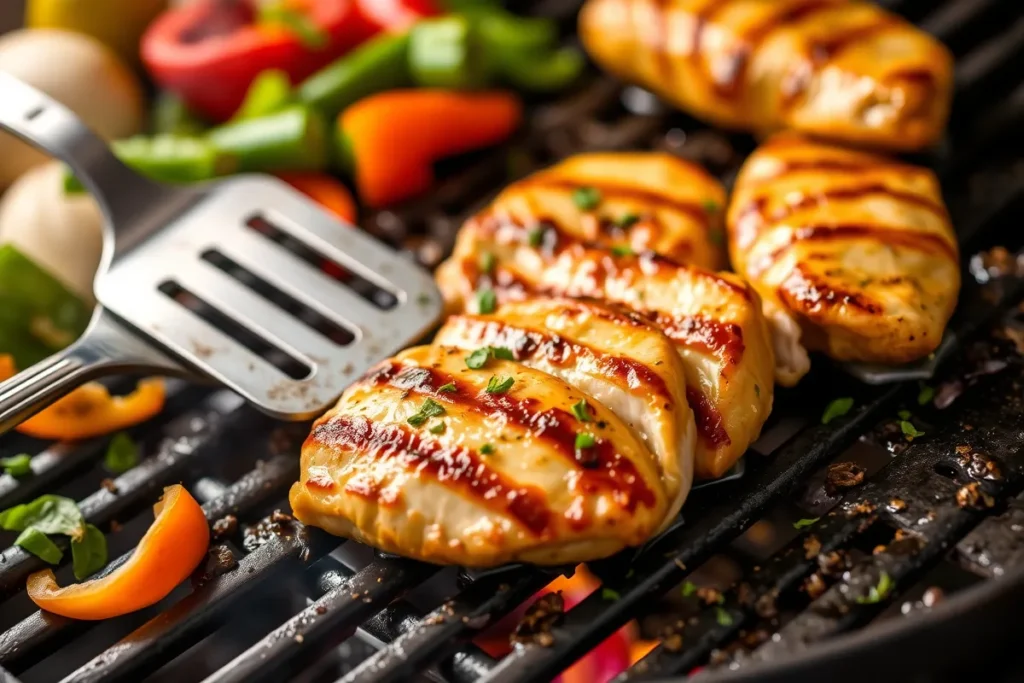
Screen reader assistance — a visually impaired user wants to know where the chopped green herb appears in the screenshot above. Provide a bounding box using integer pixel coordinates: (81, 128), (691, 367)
(571, 399), (592, 422)
(601, 587), (620, 601)
(527, 227), (544, 248)
(408, 398), (447, 426)
(708, 228), (725, 247)
(855, 571), (893, 604)
(479, 251), (496, 275)
(485, 375), (515, 394)
(611, 244), (634, 257)
(793, 517), (820, 530)
(702, 199), (720, 214)
(575, 432), (596, 450)
(438, 382), (457, 393)
(466, 348), (491, 369)
(626, 568), (635, 579)
(897, 409), (912, 421)
(104, 433), (139, 474)
(572, 186), (601, 211)
(917, 384), (935, 406)
(491, 346), (515, 360)
(615, 213), (640, 229)
(1, 454), (32, 477)
(714, 607), (733, 626)
(480, 443), (495, 455)
(476, 288), (497, 314)
(71, 523), (107, 580)
(681, 581), (697, 597)
(15, 527), (62, 564)
(0, 494), (85, 536)
(821, 397), (854, 424)
(900, 421), (925, 439)
(429, 421), (447, 435)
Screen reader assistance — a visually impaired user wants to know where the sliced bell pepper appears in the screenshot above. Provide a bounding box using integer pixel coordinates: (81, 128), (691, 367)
(355, 0), (442, 34)
(279, 173), (358, 223)
(408, 15), (492, 89)
(207, 104), (329, 172)
(16, 379), (166, 441)
(141, 0), (379, 121)
(338, 89), (522, 207)
(26, 484), (209, 620)
(0, 354), (15, 382)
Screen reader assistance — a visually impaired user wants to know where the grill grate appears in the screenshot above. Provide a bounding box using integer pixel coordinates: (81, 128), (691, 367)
(2, 0), (1024, 681)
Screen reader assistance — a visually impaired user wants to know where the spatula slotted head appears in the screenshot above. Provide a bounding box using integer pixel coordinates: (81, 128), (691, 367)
(96, 176), (444, 420)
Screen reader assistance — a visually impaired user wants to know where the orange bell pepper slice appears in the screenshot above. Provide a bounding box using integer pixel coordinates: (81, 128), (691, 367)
(279, 172), (358, 223)
(0, 354), (14, 382)
(340, 89), (523, 207)
(15, 379), (166, 441)
(26, 484), (210, 620)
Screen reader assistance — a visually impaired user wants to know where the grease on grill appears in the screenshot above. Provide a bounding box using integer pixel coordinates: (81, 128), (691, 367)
(512, 591), (565, 647)
(817, 550), (850, 578)
(957, 449), (1004, 481)
(212, 514), (238, 540)
(243, 510), (298, 553)
(191, 544), (238, 588)
(825, 462), (865, 495)
(802, 572), (827, 599)
(956, 482), (995, 509)
(100, 478), (118, 494)
(888, 498), (907, 512)
(696, 586), (725, 606)
(844, 500), (877, 517)
(803, 534), (822, 560)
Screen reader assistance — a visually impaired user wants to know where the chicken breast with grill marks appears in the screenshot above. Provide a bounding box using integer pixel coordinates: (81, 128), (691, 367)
(727, 133), (959, 370)
(289, 345), (671, 566)
(579, 0), (953, 151)
(435, 296), (696, 526)
(484, 152), (728, 269)
(435, 217), (775, 479)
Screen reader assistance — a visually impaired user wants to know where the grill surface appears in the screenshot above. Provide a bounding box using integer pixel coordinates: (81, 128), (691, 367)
(2, 0), (1024, 681)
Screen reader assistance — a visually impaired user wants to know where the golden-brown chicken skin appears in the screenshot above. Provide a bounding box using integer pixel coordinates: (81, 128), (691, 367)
(289, 345), (672, 566)
(435, 219), (775, 479)
(435, 296), (696, 525)
(727, 133), (960, 371)
(483, 152), (728, 269)
(579, 0), (953, 151)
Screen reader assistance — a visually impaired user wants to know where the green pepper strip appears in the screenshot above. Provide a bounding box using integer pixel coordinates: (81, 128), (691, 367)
(206, 104), (329, 173)
(296, 33), (412, 119)
(233, 69), (293, 121)
(408, 15), (492, 89)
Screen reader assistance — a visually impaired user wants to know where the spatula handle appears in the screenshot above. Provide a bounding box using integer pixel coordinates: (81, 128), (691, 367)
(0, 71), (159, 224)
(0, 310), (189, 436)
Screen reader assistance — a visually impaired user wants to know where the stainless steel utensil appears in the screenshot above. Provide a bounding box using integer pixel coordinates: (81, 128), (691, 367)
(0, 72), (443, 432)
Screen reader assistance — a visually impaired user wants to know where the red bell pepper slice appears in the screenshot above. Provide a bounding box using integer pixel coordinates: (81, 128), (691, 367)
(141, 0), (380, 122)
(354, 0), (443, 34)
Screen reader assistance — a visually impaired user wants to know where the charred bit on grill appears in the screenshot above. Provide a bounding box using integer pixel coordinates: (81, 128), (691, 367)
(696, 586), (725, 606)
(825, 462), (865, 495)
(956, 482), (995, 510)
(817, 550), (850, 578)
(802, 572), (827, 600)
(845, 500), (877, 518)
(888, 498), (907, 512)
(512, 591), (564, 648)
(657, 619), (687, 653)
(754, 590), (779, 619)
(212, 514), (238, 540)
(736, 582), (755, 608)
(803, 534), (822, 560)
(191, 544), (238, 588)
(242, 510), (298, 553)
(100, 478), (118, 494)
(957, 449), (1004, 481)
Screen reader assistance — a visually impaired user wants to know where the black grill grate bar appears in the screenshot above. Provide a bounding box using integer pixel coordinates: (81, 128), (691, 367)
(59, 523), (339, 683)
(951, 14), (1024, 117)
(0, 383), (204, 508)
(918, 0), (1005, 49)
(340, 567), (550, 683)
(472, 390), (903, 683)
(0, 390), (248, 602)
(203, 556), (438, 683)
(0, 665), (21, 683)
(0, 454), (298, 674)
(955, 490), (1024, 578)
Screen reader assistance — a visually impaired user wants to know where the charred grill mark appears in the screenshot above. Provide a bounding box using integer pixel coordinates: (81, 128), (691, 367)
(732, 183), (948, 250)
(752, 157), (925, 184)
(515, 176), (712, 226)
(644, 313), (745, 366)
(443, 315), (674, 401)
(645, 0), (675, 82)
(686, 386), (731, 447)
(779, 266), (883, 316)
(308, 416), (553, 535)
(360, 362), (658, 513)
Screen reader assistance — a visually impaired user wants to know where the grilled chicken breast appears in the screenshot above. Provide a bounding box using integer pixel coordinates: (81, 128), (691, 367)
(484, 152), (728, 269)
(436, 218), (775, 479)
(579, 0), (953, 151)
(727, 133), (959, 369)
(435, 296), (696, 524)
(289, 345), (672, 566)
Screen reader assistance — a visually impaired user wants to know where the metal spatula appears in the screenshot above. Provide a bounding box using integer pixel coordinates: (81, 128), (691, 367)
(0, 72), (443, 433)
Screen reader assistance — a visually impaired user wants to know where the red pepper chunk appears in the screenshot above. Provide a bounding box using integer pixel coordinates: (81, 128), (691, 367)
(142, 0), (380, 121)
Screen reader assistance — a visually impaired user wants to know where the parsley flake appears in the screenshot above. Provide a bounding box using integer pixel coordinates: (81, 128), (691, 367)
(855, 571), (893, 604)
(476, 288), (497, 314)
(466, 346), (513, 369)
(429, 422), (447, 435)
(575, 432), (596, 450)
(900, 420), (925, 439)
(917, 383), (935, 406)
(615, 213), (640, 229)
(702, 198), (721, 214)
(485, 375), (515, 394)
(681, 581), (697, 597)
(708, 228), (725, 247)
(408, 398), (446, 426)
(527, 227), (544, 248)
(793, 517), (820, 530)
(821, 397), (854, 424)
(715, 607), (733, 626)
(572, 186), (601, 211)
(571, 399), (592, 422)
(438, 382), (457, 393)
(104, 433), (138, 474)
(480, 443), (495, 455)
(479, 251), (496, 275)
(897, 409), (912, 421)
(611, 244), (634, 257)
(601, 587), (620, 601)
(1, 454), (32, 478)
